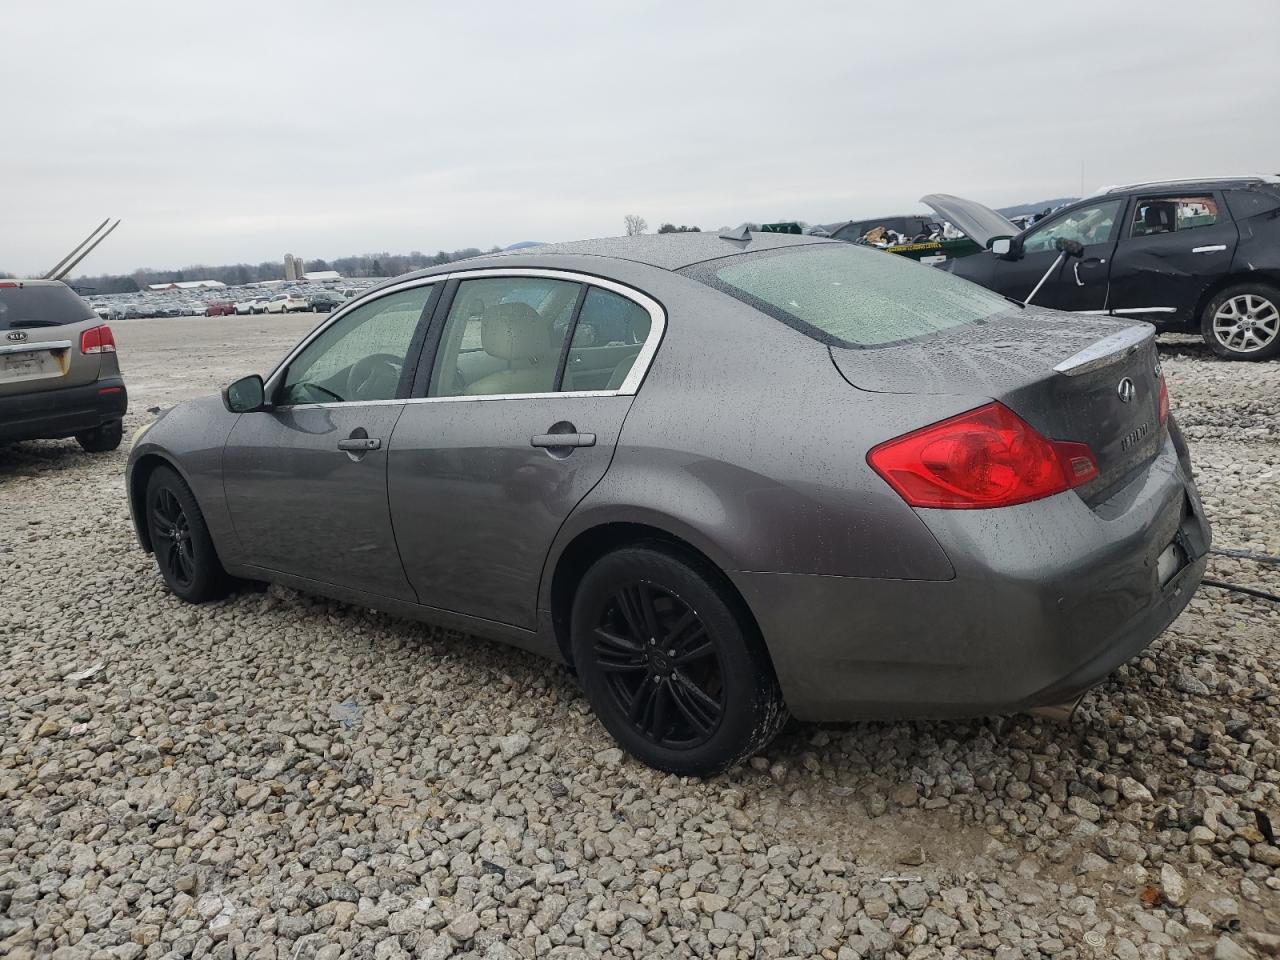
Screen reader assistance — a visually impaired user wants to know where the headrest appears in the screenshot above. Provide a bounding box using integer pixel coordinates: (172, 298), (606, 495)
(1144, 204), (1173, 228)
(482, 301), (553, 363)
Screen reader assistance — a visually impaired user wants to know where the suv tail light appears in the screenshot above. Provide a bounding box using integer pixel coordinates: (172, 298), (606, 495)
(867, 402), (1099, 509)
(80, 325), (117, 355)
(1157, 375), (1169, 429)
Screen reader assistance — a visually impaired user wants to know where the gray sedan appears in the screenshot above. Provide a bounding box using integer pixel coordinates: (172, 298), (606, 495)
(126, 233), (1210, 776)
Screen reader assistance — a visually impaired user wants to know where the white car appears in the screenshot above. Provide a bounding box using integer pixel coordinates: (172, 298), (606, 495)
(235, 298), (263, 315)
(264, 293), (309, 314)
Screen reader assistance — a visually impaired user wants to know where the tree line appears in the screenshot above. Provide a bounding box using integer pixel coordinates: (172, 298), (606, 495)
(52, 247), (503, 295)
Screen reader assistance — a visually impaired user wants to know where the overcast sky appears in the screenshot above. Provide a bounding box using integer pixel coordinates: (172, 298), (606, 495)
(3, 0), (1278, 276)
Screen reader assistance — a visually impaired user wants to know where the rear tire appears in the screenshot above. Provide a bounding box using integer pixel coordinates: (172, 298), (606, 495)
(571, 545), (787, 777)
(1200, 283), (1280, 360)
(76, 419), (123, 453)
(144, 466), (230, 603)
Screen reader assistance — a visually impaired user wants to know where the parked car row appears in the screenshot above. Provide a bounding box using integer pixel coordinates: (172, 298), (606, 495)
(88, 286), (365, 321)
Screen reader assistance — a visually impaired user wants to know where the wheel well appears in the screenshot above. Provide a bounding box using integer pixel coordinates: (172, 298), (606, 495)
(549, 522), (767, 670)
(129, 453), (177, 552)
(1192, 269), (1280, 325)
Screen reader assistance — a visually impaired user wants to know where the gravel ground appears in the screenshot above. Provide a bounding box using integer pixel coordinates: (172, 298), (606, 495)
(2, 318), (1277, 960)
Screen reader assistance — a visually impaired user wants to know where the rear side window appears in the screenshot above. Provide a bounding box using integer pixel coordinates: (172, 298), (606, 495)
(0, 283), (95, 330)
(1129, 195), (1218, 237)
(562, 288), (653, 391)
(428, 277), (582, 397)
(1224, 188), (1280, 220)
(688, 244), (1008, 347)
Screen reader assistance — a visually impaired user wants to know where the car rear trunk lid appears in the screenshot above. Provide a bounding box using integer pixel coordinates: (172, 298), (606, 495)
(831, 310), (1165, 499)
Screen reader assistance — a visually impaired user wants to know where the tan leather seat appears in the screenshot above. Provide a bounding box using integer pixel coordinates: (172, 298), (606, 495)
(605, 348), (642, 390)
(465, 302), (558, 396)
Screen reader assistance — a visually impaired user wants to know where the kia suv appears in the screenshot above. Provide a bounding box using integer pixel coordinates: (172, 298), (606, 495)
(0, 279), (128, 452)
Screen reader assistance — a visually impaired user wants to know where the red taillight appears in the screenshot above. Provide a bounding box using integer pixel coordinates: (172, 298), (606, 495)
(1157, 376), (1169, 429)
(0, 281), (18, 288)
(867, 402), (1099, 509)
(80, 325), (116, 355)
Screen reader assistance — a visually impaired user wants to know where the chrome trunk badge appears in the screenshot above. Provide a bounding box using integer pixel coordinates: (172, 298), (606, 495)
(1117, 377), (1136, 403)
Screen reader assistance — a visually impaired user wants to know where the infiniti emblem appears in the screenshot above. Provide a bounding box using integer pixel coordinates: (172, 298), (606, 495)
(5, 330), (27, 342)
(1117, 377), (1136, 403)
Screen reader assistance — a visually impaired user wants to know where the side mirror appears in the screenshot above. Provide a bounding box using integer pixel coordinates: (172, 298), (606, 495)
(990, 236), (1021, 259)
(222, 374), (266, 413)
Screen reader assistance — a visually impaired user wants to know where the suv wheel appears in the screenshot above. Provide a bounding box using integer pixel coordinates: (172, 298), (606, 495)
(75, 419), (123, 453)
(145, 466), (230, 602)
(571, 545), (787, 777)
(1201, 283), (1280, 360)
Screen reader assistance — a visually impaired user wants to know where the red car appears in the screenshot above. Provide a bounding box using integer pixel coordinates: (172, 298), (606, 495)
(205, 300), (235, 317)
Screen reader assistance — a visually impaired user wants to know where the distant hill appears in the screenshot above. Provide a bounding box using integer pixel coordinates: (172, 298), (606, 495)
(996, 198), (1078, 218)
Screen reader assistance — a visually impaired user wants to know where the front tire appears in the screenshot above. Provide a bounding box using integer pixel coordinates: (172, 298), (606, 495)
(76, 419), (123, 453)
(571, 545), (786, 777)
(145, 466), (229, 602)
(1201, 283), (1280, 360)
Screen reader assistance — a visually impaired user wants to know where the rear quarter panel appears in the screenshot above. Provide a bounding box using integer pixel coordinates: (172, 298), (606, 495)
(538, 265), (966, 617)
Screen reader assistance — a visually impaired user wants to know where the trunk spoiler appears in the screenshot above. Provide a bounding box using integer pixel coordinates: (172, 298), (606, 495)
(1053, 325), (1154, 377)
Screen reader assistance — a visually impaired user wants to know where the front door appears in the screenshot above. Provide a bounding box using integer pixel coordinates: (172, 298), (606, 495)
(1107, 192), (1239, 325)
(1006, 197), (1125, 311)
(388, 275), (659, 629)
(222, 283), (438, 599)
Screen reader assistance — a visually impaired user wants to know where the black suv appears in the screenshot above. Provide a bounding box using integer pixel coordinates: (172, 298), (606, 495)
(0, 280), (128, 451)
(937, 177), (1280, 360)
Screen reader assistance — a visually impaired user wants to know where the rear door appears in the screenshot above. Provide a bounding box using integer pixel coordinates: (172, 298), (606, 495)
(221, 282), (439, 599)
(388, 272), (663, 629)
(1107, 192), (1238, 325)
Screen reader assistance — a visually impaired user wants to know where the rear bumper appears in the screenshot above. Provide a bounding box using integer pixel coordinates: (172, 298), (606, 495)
(0, 377), (128, 442)
(735, 435), (1210, 721)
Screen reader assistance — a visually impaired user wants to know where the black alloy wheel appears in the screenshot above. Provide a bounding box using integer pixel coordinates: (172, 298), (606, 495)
(151, 486), (196, 590)
(572, 545), (787, 777)
(592, 582), (725, 749)
(144, 466), (230, 603)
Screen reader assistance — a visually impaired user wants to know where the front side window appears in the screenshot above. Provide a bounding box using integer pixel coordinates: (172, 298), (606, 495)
(280, 285), (433, 404)
(429, 277), (581, 397)
(1022, 199), (1124, 253)
(691, 244), (1007, 348)
(1129, 195), (1218, 237)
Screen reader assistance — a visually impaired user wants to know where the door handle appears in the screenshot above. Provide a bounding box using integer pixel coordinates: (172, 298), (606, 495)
(337, 437), (381, 452)
(1072, 259), (1106, 286)
(531, 432), (596, 448)
(1192, 244), (1226, 254)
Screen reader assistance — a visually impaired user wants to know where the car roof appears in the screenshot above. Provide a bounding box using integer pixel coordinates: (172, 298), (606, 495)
(1101, 175), (1280, 194)
(390, 232), (834, 287)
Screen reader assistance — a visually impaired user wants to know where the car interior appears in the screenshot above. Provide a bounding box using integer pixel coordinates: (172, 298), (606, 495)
(277, 277), (655, 405)
(431, 278), (651, 398)
(1130, 196), (1218, 237)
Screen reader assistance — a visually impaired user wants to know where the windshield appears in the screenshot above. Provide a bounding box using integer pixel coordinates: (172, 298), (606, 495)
(0, 283), (96, 330)
(687, 244), (1009, 347)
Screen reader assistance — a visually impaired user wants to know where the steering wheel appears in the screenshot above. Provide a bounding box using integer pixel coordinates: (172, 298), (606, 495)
(347, 353), (403, 401)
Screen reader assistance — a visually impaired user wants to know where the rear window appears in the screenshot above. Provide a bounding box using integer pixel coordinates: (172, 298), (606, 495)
(0, 283), (95, 331)
(687, 244), (1008, 347)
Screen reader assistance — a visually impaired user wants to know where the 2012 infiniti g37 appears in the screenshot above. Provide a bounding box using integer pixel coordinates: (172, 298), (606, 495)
(126, 232), (1210, 776)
